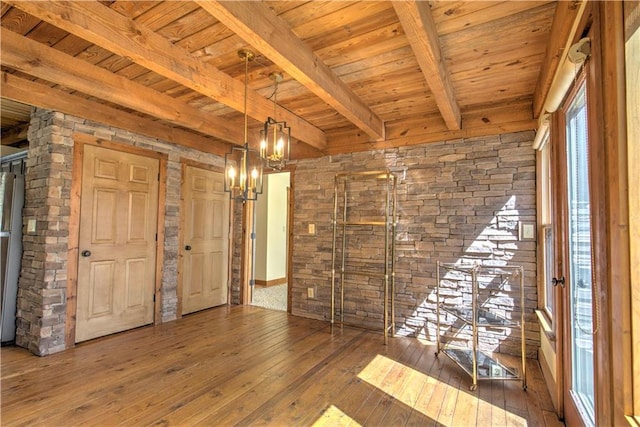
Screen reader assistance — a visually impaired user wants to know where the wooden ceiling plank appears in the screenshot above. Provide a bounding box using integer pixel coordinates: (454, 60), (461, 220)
(5, 0), (326, 151)
(1, 7), (40, 34)
(198, 1), (385, 140)
(440, 3), (555, 52)
(314, 22), (408, 68)
(290, 2), (392, 41)
(1, 72), (228, 156)
(50, 33), (94, 57)
(1, 28), (243, 145)
(24, 21), (69, 46)
(393, 0), (461, 130)
(178, 23), (235, 57)
(133, 1), (200, 31)
(108, 1), (157, 20)
(158, 8), (218, 42)
(303, 7), (401, 54)
(431, 1), (553, 36)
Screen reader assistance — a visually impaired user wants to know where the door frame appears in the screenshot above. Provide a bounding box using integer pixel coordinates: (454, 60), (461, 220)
(240, 165), (295, 314)
(65, 133), (167, 347)
(550, 2), (627, 423)
(177, 159), (227, 318)
(554, 66), (599, 426)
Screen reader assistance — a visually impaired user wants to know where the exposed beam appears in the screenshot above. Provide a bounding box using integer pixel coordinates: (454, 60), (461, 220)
(1, 72), (230, 156)
(6, 0), (326, 151)
(532, 0), (587, 118)
(197, 1), (385, 140)
(326, 99), (535, 155)
(1, 123), (29, 146)
(1, 28), (245, 146)
(393, 0), (461, 131)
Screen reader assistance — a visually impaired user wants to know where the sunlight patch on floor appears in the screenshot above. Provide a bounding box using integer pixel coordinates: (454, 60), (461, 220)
(312, 405), (361, 427)
(357, 354), (528, 427)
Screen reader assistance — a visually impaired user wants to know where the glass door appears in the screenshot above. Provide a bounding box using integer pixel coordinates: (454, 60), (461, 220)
(564, 79), (595, 425)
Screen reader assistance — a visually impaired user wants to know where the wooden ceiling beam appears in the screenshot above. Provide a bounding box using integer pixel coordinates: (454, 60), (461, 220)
(5, 0), (326, 151)
(326, 102), (536, 156)
(1, 28), (245, 146)
(392, 0), (461, 131)
(1, 72), (230, 156)
(198, 1), (385, 140)
(1, 123), (29, 146)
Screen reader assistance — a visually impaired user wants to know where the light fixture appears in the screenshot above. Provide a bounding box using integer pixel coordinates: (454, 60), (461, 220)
(259, 72), (291, 170)
(224, 49), (263, 202)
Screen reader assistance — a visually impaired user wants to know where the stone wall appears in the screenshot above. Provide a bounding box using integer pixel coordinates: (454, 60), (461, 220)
(290, 131), (539, 357)
(17, 108), (538, 358)
(16, 108), (224, 355)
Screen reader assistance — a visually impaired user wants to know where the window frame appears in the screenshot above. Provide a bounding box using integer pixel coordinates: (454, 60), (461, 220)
(536, 130), (556, 342)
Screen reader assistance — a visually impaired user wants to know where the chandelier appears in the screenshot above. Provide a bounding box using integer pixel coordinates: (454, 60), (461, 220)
(259, 72), (291, 170)
(224, 49), (263, 202)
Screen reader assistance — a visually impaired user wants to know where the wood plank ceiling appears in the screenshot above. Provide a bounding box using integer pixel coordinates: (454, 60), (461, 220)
(0, 1), (557, 158)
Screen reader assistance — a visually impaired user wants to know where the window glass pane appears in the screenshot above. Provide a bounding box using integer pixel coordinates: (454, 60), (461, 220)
(566, 81), (595, 425)
(543, 226), (554, 316)
(540, 140), (554, 318)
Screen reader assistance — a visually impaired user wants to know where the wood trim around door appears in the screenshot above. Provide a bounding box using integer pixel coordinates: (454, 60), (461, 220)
(154, 156), (166, 325)
(287, 166), (296, 314)
(239, 165), (296, 310)
(550, 106), (567, 420)
(240, 201), (252, 305)
(65, 133), (167, 348)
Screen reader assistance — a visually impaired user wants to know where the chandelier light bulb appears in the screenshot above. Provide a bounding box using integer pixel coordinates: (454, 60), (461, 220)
(277, 138), (284, 157)
(228, 166), (236, 187)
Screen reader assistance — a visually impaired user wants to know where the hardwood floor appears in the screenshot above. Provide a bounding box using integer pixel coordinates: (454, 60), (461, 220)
(1, 306), (562, 426)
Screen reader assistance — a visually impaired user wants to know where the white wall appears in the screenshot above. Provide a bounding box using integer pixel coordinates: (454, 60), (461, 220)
(255, 179), (269, 281)
(254, 172), (289, 282)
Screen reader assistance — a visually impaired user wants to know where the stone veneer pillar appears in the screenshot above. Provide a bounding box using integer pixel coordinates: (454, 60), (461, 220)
(16, 109), (72, 355)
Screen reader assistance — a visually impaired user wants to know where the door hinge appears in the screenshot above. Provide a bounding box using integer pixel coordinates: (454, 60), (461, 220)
(158, 173), (160, 181)
(153, 293), (156, 302)
(155, 233), (158, 242)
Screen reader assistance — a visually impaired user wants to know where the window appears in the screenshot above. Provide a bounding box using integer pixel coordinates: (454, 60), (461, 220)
(542, 225), (554, 316)
(539, 139), (554, 319)
(536, 131), (556, 337)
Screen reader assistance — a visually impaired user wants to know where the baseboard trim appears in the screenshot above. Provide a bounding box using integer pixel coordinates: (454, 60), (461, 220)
(255, 277), (287, 288)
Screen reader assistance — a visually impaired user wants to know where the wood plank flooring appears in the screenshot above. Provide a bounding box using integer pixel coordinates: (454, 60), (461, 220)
(1, 306), (563, 426)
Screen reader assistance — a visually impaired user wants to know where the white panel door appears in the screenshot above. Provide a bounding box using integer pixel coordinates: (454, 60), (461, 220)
(182, 166), (229, 314)
(76, 145), (159, 342)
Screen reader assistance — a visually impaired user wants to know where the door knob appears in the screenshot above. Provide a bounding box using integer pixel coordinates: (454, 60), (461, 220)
(81, 250), (92, 257)
(185, 245), (192, 251)
(552, 276), (565, 287)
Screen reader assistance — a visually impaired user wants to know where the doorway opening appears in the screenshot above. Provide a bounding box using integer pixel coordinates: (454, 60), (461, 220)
(251, 172), (290, 312)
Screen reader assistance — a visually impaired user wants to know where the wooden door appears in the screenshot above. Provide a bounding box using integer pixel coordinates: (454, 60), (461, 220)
(181, 166), (230, 314)
(556, 57), (603, 426)
(76, 145), (159, 342)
